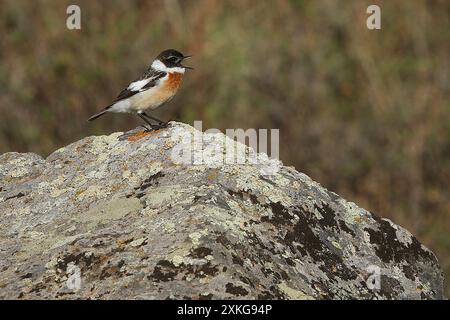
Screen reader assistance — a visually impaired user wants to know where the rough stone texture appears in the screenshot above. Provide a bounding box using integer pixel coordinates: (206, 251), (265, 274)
(0, 122), (444, 299)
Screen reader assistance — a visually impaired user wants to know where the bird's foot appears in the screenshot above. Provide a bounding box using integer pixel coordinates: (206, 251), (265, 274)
(153, 122), (169, 129)
(140, 123), (168, 132)
(140, 125), (155, 132)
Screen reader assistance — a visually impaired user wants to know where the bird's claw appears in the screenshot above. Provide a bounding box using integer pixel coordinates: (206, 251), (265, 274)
(140, 122), (169, 132)
(140, 125), (154, 132)
(161, 121), (170, 128)
(154, 122), (169, 129)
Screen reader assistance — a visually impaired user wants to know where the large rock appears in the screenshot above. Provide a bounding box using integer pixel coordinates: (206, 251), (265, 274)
(0, 122), (444, 299)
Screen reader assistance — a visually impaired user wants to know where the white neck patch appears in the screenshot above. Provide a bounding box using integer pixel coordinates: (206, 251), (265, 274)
(151, 59), (185, 74)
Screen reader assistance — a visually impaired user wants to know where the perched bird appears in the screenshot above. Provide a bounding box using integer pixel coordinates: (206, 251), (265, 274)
(88, 49), (192, 130)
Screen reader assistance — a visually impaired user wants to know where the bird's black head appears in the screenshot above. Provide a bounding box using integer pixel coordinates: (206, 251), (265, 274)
(155, 49), (193, 69)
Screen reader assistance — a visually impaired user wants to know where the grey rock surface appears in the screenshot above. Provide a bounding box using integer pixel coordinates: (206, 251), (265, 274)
(0, 122), (444, 299)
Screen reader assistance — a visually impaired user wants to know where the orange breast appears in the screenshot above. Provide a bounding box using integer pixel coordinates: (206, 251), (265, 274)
(166, 72), (183, 92)
(129, 71), (185, 111)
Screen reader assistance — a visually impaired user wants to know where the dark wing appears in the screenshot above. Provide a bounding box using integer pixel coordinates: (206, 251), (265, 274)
(113, 70), (166, 102)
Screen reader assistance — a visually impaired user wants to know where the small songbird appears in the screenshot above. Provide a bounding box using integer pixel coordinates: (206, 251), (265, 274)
(88, 49), (192, 130)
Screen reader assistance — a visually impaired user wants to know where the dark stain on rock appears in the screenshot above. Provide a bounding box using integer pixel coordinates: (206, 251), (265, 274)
(244, 232), (276, 262)
(239, 276), (256, 288)
(314, 203), (338, 229)
(263, 202), (294, 226)
(259, 175), (277, 186)
(262, 282), (300, 299)
(149, 258), (219, 283)
(260, 267), (290, 282)
(232, 254), (244, 266)
(260, 201), (355, 284)
(20, 272), (33, 279)
(258, 290), (276, 300)
(269, 285), (286, 299)
(402, 264), (415, 281)
(285, 208), (324, 258)
(149, 260), (179, 282)
(318, 250), (359, 281)
(194, 193), (231, 210)
(215, 233), (231, 249)
(99, 262), (122, 280)
(56, 251), (96, 272)
(280, 269), (290, 281)
(338, 220), (356, 237)
(225, 282), (248, 296)
(29, 281), (48, 294)
(137, 172), (165, 192)
(365, 215), (435, 265)
(190, 247), (212, 259)
(181, 262), (219, 280)
(5, 191), (25, 201)
(257, 290), (277, 299)
(226, 189), (259, 206)
(364, 225), (398, 263)
(284, 257), (295, 267)
(380, 275), (403, 299)
(311, 281), (334, 299)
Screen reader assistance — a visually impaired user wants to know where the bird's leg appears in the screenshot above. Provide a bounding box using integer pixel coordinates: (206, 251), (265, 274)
(142, 112), (169, 128)
(137, 113), (157, 131)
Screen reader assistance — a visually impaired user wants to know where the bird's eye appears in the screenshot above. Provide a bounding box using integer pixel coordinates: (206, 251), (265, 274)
(167, 56), (180, 63)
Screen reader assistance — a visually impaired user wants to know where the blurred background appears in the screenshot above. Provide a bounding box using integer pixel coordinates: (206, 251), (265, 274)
(0, 0), (448, 295)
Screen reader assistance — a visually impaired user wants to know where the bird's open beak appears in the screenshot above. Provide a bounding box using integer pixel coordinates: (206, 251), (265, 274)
(181, 55), (193, 69)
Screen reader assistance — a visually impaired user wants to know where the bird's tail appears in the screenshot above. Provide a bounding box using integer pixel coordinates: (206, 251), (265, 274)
(87, 109), (108, 122)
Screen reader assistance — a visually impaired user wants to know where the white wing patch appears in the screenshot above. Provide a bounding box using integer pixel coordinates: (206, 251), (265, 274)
(127, 79), (151, 91)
